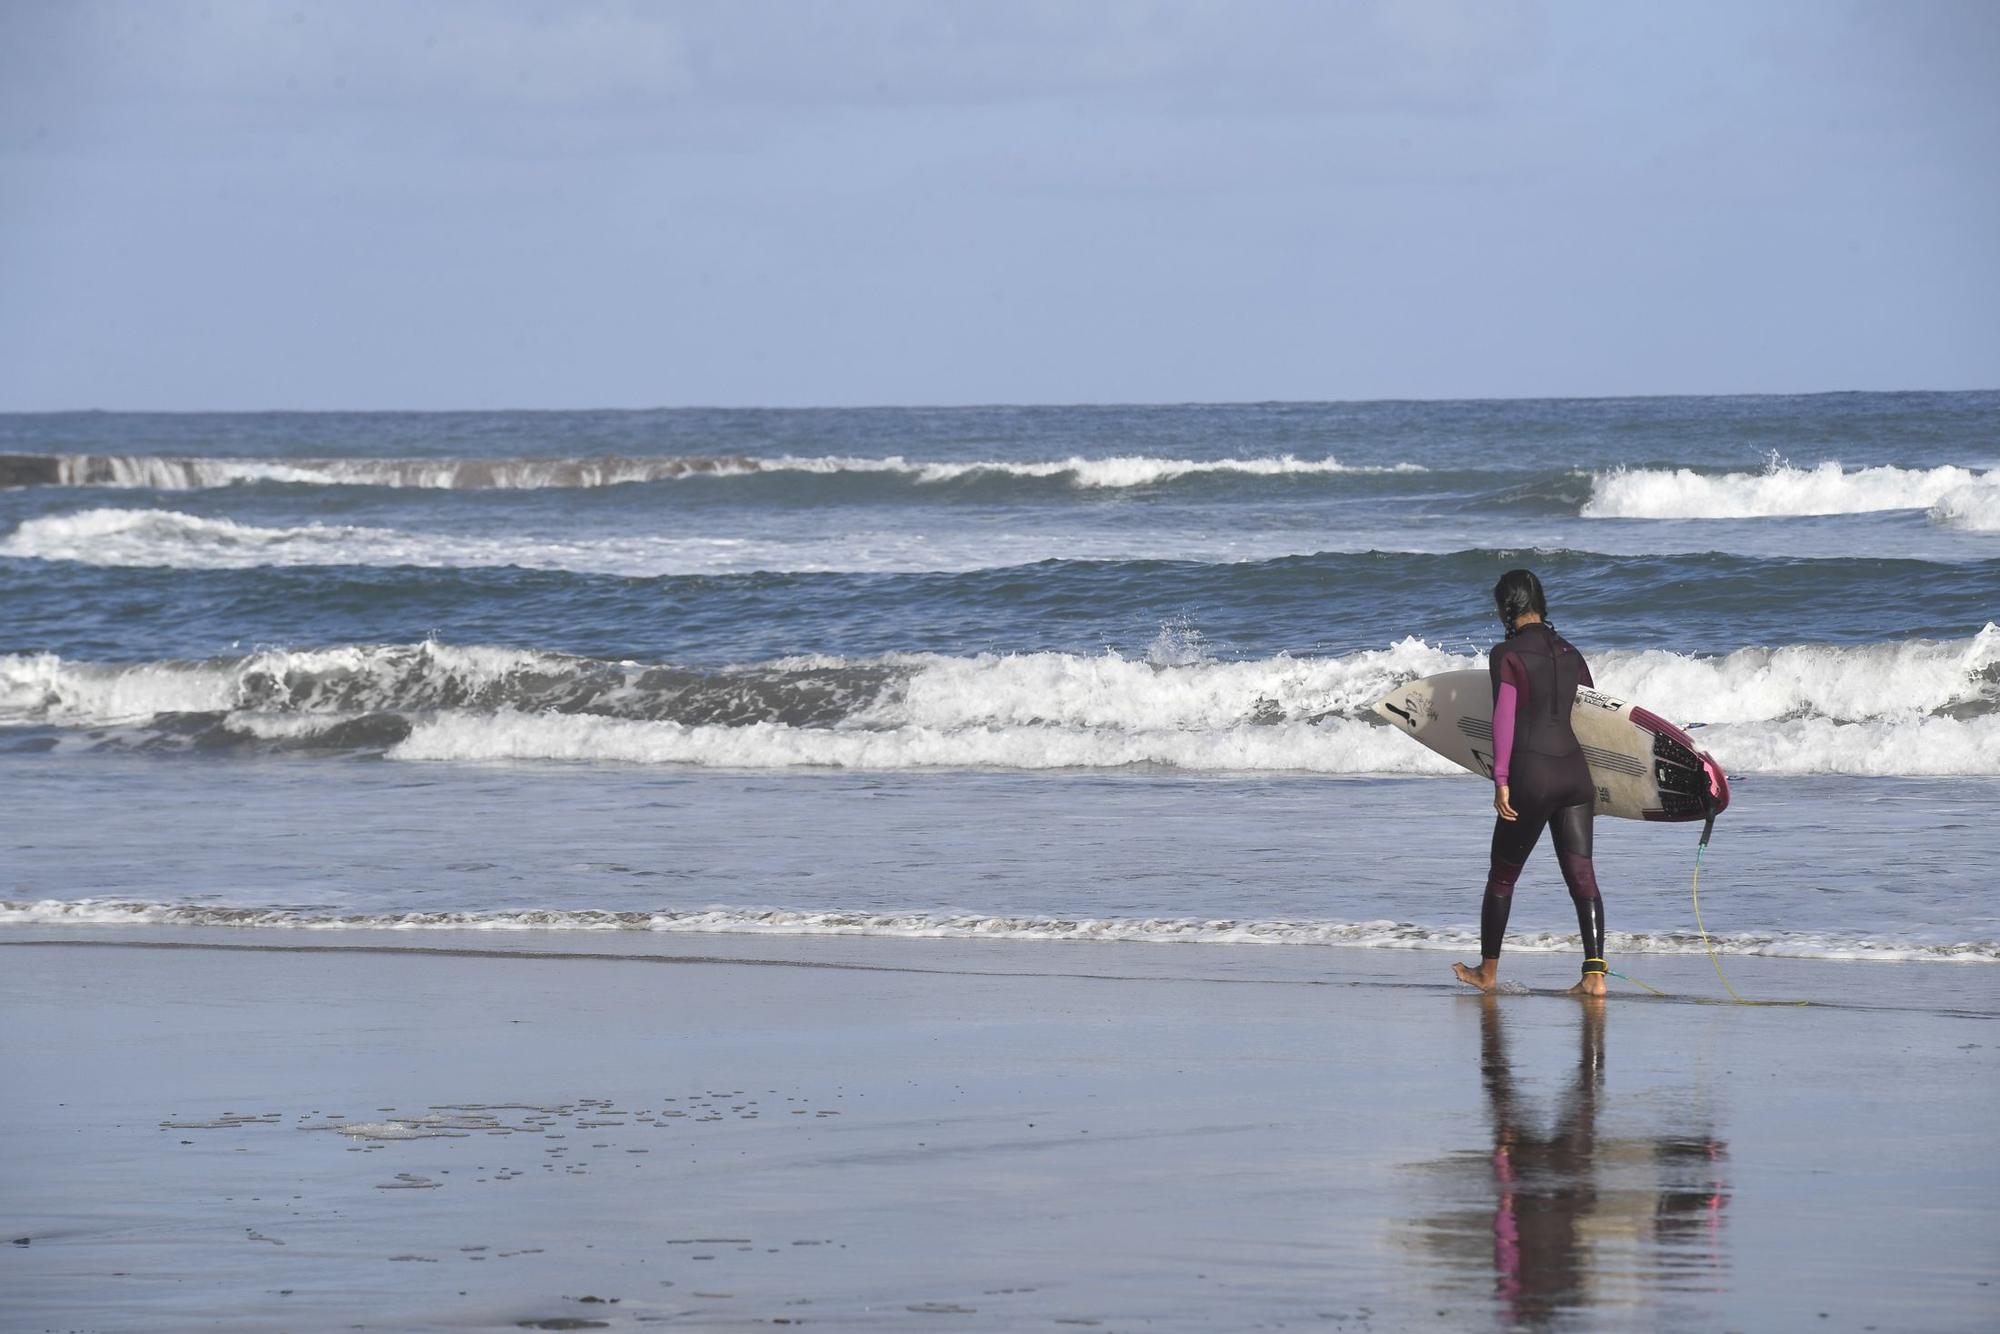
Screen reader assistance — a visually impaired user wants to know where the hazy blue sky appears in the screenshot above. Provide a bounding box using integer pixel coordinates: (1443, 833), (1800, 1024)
(2, 0), (1994, 409)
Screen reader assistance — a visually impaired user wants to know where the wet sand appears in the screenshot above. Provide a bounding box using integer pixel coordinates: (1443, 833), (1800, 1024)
(2, 930), (1996, 1331)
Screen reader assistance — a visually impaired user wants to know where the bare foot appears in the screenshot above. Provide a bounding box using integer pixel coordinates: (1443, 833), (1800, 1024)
(1453, 959), (1499, 991)
(1566, 972), (1609, 998)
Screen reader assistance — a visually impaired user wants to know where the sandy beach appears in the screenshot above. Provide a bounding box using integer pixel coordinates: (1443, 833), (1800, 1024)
(3, 929), (1994, 1331)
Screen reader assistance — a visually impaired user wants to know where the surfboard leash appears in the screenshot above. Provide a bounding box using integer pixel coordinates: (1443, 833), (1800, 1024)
(1607, 800), (1806, 1006)
(1690, 804), (1809, 1007)
(1605, 966), (1668, 996)
(1600, 808), (1715, 1000)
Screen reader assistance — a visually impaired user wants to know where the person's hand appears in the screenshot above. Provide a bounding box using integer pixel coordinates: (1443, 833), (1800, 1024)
(1494, 784), (1518, 821)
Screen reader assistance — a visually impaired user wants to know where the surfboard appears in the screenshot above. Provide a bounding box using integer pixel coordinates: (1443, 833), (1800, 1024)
(1369, 671), (1728, 823)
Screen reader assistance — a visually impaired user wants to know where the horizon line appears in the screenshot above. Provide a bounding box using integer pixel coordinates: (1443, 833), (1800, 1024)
(3, 385), (1995, 416)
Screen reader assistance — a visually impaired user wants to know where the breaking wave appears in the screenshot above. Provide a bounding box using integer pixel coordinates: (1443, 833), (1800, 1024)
(2, 898), (1991, 962)
(1585, 459), (2000, 522)
(1930, 477), (2000, 533)
(0, 451), (1421, 492)
(3, 628), (1997, 775)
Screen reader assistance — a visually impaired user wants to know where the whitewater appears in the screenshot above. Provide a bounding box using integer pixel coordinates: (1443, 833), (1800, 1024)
(6, 628), (1997, 776)
(0, 504), (1405, 575)
(1, 450), (1420, 491)
(4, 898), (1990, 963)
(1585, 457), (2000, 527)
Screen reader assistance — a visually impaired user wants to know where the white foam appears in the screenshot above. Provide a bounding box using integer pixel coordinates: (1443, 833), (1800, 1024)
(1588, 625), (2000, 725)
(0, 642), (578, 726)
(36, 455), (787, 489)
(1584, 460), (2000, 520)
(858, 639), (1474, 733)
(0, 651), (239, 722)
(376, 631), (1998, 777)
(1930, 477), (2000, 532)
(379, 711), (2000, 778)
(897, 454), (1425, 488)
(220, 711), (369, 740)
(387, 712), (1462, 774)
(48, 457), (354, 489)
(0, 507), (782, 576)
(25, 452), (1422, 491)
(854, 633), (2000, 737)
(0, 506), (1333, 575)
(8, 631), (1999, 775)
(1688, 714), (2000, 777)
(0, 507), (395, 571)
(3, 898), (1990, 962)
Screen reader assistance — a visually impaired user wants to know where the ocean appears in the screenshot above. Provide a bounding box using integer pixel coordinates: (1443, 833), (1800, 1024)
(3, 392), (1997, 968)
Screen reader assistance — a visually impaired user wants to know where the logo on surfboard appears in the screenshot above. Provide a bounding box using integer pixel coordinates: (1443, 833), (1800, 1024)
(1381, 695), (1436, 730)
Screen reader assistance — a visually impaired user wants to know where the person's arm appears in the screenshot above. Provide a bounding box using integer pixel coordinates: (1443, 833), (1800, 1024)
(1576, 652), (1594, 689)
(1492, 655), (1528, 786)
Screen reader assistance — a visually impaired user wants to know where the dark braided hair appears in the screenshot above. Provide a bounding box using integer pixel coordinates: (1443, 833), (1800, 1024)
(1493, 568), (1552, 637)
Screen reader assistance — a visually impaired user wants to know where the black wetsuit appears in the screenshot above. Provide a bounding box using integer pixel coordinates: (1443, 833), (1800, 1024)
(1483, 623), (1607, 970)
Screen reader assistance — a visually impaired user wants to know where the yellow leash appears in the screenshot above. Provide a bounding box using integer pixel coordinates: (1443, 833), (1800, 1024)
(1690, 840), (1809, 1007)
(1607, 964), (1668, 996)
(1611, 835), (1808, 1006)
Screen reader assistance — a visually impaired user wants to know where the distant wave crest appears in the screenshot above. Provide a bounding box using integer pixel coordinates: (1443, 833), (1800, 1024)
(0, 451), (1421, 492)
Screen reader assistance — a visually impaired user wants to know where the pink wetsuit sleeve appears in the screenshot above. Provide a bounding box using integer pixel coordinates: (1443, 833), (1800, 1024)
(1493, 654), (1529, 785)
(1493, 682), (1519, 786)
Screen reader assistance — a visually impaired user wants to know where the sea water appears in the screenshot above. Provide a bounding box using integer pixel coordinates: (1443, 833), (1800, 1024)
(3, 393), (1996, 962)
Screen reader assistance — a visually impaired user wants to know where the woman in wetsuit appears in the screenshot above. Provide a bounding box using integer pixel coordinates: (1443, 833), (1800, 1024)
(1454, 569), (1609, 998)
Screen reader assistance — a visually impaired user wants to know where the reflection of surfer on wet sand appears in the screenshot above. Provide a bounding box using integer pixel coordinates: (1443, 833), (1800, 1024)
(1485, 995), (1603, 1322)
(1485, 1002), (1732, 1323)
(1406, 1000), (1733, 1327)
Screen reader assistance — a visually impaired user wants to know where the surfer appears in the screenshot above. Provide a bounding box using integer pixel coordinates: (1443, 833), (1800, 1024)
(1454, 569), (1609, 997)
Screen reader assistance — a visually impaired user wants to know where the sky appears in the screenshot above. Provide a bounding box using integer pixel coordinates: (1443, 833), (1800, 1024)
(0, 0), (1995, 410)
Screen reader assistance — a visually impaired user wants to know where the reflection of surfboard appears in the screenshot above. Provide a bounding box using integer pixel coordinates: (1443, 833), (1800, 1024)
(1369, 671), (1728, 823)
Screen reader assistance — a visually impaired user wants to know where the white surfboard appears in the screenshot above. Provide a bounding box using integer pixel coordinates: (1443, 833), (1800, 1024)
(1369, 670), (1728, 823)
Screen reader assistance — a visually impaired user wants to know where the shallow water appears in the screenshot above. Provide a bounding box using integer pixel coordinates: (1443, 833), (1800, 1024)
(4, 757), (1994, 963)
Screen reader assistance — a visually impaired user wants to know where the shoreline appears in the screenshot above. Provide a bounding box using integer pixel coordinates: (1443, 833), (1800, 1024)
(5, 924), (1998, 1003)
(9, 899), (2000, 966)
